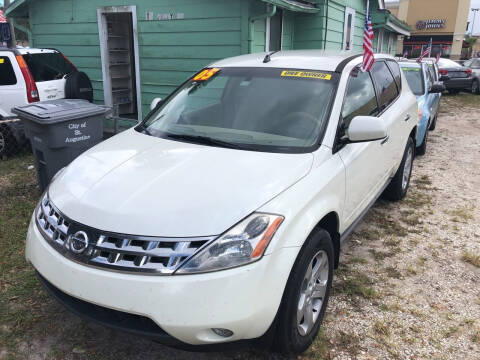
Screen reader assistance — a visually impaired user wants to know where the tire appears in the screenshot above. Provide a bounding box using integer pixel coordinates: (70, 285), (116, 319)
(0, 125), (18, 158)
(273, 228), (334, 355)
(416, 127), (428, 156)
(383, 136), (414, 201)
(448, 89), (460, 95)
(472, 79), (480, 95)
(65, 71), (94, 102)
(429, 115), (437, 131)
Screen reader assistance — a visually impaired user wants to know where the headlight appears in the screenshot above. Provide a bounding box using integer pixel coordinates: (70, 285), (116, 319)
(175, 213), (284, 274)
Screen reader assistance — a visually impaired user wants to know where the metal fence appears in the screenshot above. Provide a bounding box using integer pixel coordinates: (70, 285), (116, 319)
(0, 117), (31, 159)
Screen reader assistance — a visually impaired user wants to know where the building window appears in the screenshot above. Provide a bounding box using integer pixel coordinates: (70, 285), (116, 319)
(343, 8), (356, 51)
(377, 30), (384, 53)
(266, 9), (283, 52)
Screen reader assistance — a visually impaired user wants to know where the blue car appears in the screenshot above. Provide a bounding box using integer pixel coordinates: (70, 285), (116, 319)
(399, 61), (444, 155)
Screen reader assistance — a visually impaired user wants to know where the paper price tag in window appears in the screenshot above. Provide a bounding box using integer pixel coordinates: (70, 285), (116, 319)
(193, 68), (220, 81)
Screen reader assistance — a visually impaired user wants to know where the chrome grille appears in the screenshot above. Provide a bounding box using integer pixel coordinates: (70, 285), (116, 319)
(35, 193), (216, 275)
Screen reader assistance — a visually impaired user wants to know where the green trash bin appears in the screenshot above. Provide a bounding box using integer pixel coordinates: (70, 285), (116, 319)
(12, 99), (110, 191)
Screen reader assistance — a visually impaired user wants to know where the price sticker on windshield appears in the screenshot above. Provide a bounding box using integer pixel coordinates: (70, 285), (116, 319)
(0, 59), (4, 64)
(193, 68), (220, 81)
(281, 70), (332, 80)
(402, 67), (420, 72)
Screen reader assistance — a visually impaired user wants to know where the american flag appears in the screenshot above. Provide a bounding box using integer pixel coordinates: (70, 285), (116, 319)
(361, 0), (375, 72)
(0, 10), (7, 23)
(417, 38), (432, 63)
(436, 49), (442, 63)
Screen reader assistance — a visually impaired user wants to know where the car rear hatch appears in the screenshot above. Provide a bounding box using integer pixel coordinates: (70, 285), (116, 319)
(19, 49), (76, 101)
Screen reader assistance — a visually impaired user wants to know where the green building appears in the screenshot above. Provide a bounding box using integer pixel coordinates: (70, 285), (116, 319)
(6, 0), (410, 121)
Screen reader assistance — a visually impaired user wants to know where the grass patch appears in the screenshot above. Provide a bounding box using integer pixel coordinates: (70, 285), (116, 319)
(461, 251), (480, 268)
(334, 265), (377, 300)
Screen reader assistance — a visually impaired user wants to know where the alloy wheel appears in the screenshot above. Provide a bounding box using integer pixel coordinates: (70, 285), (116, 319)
(402, 146), (413, 191)
(297, 250), (329, 336)
(472, 81), (479, 94)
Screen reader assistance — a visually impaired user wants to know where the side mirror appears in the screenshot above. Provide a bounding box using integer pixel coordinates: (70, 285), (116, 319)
(430, 82), (445, 93)
(347, 116), (388, 143)
(439, 75), (450, 82)
(150, 97), (163, 110)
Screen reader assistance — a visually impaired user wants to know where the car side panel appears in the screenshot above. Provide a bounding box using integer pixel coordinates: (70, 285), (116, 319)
(0, 52), (27, 116)
(260, 146), (346, 251)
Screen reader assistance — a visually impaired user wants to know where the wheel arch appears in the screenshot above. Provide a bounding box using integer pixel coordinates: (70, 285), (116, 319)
(313, 211), (340, 269)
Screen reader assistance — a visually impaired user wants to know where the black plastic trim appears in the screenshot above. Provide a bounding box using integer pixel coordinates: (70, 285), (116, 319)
(334, 53), (363, 73)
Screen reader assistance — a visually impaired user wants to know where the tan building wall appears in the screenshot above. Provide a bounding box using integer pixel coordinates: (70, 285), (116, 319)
(388, 0), (470, 58)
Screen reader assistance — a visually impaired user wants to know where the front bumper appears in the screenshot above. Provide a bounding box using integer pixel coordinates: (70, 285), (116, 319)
(26, 215), (299, 346)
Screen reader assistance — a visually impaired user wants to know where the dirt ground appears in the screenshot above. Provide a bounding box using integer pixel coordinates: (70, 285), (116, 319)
(0, 94), (479, 360)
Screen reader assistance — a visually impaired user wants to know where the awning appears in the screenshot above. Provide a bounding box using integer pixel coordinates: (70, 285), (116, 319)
(372, 10), (411, 36)
(261, 0), (320, 13)
(4, 0), (29, 18)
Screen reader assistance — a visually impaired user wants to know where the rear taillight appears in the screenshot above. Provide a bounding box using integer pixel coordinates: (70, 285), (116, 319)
(466, 69), (472, 75)
(15, 55), (40, 103)
(439, 69), (448, 75)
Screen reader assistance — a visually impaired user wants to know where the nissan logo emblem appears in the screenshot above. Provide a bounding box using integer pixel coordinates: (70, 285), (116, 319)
(68, 231), (89, 254)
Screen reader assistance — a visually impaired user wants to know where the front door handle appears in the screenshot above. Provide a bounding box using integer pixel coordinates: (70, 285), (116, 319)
(381, 135), (390, 145)
(404, 114), (411, 122)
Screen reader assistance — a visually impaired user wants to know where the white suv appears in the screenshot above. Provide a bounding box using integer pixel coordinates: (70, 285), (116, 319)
(0, 47), (77, 156)
(26, 51), (417, 354)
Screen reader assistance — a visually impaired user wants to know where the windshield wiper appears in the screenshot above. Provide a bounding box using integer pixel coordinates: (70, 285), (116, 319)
(165, 133), (244, 150)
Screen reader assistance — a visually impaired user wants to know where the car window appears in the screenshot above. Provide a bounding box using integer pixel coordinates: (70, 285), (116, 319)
(341, 68), (379, 129)
(400, 66), (424, 96)
(472, 59), (480, 69)
(22, 52), (76, 82)
(142, 67), (338, 153)
(386, 61), (402, 90)
(427, 64), (438, 81)
(370, 61), (399, 110)
(464, 59), (473, 67)
(0, 56), (17, 86)
(437, 58), (461, 68)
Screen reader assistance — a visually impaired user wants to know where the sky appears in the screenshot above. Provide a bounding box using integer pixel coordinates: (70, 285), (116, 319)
(469, 0), (480, 35)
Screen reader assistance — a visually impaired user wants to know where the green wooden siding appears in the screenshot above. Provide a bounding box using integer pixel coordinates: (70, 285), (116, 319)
(30, 0), (246, 116)
(23, 0), (404, 117)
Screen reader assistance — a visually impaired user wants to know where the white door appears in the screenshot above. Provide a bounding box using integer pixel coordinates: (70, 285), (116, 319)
(0, 52), (27, 116)
(337, 68), (389, 227)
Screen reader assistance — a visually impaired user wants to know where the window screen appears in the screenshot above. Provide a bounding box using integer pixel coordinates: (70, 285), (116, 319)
(0, 56), (17, 86)
(342, 68), (379, 129)
(371, 61), (399, 110)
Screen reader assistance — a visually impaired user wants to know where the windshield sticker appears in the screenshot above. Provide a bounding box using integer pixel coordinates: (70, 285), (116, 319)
(401, 67), (420, 72)
(281, 70), (332, 80)
(0, 59), (4, 64)
(193, 68), (220, 81)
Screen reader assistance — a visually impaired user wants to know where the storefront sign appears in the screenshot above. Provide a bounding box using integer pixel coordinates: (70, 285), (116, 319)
(416, 19), (446, 30)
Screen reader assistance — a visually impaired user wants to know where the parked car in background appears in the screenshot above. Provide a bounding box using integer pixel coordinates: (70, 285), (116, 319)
(26, 51), (418, 355)
(463, 58), (480, 94)
(433, 58), (473, 94)
(399, 61), (444, 155)
(0, 47), (92, 157)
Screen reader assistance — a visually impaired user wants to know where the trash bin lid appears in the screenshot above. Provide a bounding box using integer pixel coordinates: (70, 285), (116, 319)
(12, 99), (110, 124)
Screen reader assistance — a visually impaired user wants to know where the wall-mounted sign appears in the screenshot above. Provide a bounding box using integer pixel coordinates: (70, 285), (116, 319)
(145, 12), (185, 21)
(416, 19), (446, 30)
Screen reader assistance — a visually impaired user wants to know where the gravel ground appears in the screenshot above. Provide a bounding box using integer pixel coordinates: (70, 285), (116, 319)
(0, 94), (479, 360)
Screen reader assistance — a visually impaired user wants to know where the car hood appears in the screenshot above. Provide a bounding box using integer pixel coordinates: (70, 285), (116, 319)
(49, 129), (314, 237)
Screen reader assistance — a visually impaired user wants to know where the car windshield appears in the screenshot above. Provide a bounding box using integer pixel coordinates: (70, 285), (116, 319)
(437, 58), (461, 68)
(140, 67), (338, 153)
(22, 52), (76, 82)
(401, 66), (424, 96)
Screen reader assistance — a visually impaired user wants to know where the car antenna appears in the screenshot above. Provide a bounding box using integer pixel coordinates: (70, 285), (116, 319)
(263, 50), (280, 63)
